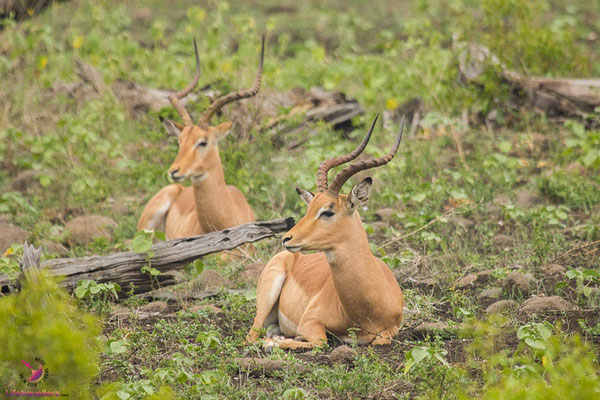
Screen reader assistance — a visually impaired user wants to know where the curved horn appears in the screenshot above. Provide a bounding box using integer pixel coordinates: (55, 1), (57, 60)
(168, 37), (201, 126)
(316, 113), (379, 192)
(197, 33), (265, 126)
(327, 115), (405, 196)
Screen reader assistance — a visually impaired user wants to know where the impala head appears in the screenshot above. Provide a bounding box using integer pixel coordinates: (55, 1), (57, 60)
(283, 114), (405, 252)
(162, 35), (265, 182)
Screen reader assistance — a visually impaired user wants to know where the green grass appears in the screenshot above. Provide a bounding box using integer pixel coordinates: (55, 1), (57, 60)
(1, 0), (599, 398)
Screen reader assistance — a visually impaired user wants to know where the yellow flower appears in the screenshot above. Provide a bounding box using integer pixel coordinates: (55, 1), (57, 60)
(386, 98), (398, 110)
(38, 56), (48, 70)
(73, 36), (84, 50)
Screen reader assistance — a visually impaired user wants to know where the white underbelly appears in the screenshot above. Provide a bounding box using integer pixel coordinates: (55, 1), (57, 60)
(278, 310), (298, 337)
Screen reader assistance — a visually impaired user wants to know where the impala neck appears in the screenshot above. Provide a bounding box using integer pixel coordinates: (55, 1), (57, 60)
(325, 213), (382, 322)
(192, 146), (233, 232)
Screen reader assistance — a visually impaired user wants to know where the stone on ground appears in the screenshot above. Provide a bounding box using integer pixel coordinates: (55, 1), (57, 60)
(330, 345), (358, 364)
(502, 271), (534, 295)
(519, 296), (576, 313)
(486, 300), (518, 315)
(0, 223), (29, 252)
(65, 215), (117, 245)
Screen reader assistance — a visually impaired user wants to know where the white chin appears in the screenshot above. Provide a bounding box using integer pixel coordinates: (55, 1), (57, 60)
(285, 246), (302, 253)
(191, 174), (207, 183)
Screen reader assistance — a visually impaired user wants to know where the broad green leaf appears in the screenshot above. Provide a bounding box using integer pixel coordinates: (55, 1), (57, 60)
(525, 338), (546, 350)
(116, 391), (130, 400)
(194, 259), (204, 275)
(74, 286), (88, 299)
(131, 231), (153, 254)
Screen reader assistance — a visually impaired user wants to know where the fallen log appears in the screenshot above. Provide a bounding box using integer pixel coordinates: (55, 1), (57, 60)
(50, 61), (363, 144)
(236, 357), (311, 376)
(0, 0), (62, 21)
(0, 218), (294, 295)
(458, 43), (600, 125)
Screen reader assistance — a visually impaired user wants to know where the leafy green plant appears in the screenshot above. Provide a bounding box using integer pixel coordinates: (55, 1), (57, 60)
(564, 120), (600, 168)
(282, 387), (309, 400)
(129, 230), (165, 278)
(404, 345), (449, 373)
(0, 269), (101, 398)
(0, 243), (22, 279)
(75, 279), (121, 311)
(565, 268), (600, 303)
(516, 322), (553, 353)
(472, 336), (600, 399)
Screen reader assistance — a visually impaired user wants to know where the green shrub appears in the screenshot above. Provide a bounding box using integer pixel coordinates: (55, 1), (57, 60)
(474, 337), (600, 399)
(0, 269), (101, 398)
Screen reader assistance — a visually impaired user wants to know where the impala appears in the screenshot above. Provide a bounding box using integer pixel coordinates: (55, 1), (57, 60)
(247, 114), (405, 349)
(138, 36), (265, 239)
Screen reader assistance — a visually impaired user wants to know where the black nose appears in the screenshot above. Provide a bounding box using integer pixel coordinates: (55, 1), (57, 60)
(170, 167), (180, 178)
(282, 235), (292, 244)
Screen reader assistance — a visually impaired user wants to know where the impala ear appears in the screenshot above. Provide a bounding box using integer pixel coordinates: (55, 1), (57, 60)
(295, 188), (314, 205)
(347, 177), (372, 210)
(213, 121), (233, 140)
(160, 117), (184, 137)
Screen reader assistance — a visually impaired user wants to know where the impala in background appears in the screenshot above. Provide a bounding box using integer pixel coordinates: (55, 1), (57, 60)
(247, 114), (405, 350)
(138, 35), (265, 239)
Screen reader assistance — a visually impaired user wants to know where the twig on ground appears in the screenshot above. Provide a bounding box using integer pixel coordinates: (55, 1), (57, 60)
(449, 125), (471, 172)
(550, 239), (600, 263)
(379, 203), (474, 249)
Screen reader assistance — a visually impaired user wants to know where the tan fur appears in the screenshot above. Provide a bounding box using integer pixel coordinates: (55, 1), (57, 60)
(248, 190), (404, 349)
(138, 123), (255, 239)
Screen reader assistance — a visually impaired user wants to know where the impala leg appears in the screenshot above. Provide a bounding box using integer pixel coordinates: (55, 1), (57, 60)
(137, 184), (183, 233)
(274, 318), (327, 350)
(358, 326), (397, 345)
(246, 259), (287, 343)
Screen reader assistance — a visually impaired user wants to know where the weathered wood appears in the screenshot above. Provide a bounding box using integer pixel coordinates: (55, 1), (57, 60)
(0, 218), (294, 295)
(458, 43), (600, 124)
(51, 63), (364, 143)
(236, 357), (310, 376)
(50, 60), (200, 113)
(135, 289), (247, 302)
(1, 0), (59, 20)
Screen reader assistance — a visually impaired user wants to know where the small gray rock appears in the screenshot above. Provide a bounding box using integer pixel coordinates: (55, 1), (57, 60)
(191, 270), (230, 290)
(65, 215), (117, 245)
(519, 296), (576, 313)
(10, 170), (42, 193)
(412, 322), (450, 339)
(375, 207), (396, 220)
(187, 304), (221, 314)
(515, 189), (542, 208)
(40, 240), (69, 256)
(478, 287), (502, 301)
(493, 234), (513, 248)
(543, 264), (566, 276)
(502, 271), (534, 295)
(139, 301), (169, 313)
(330, 345), (358, 363)
(454, 273), (477, 288)
(486, 300), (518, 315)
(452, 217), (474, 230)
(475, 270), (496, 284)
(240, 263), (266, 286)
(414, 278), (437, 290)
(0, 223), (29, 252)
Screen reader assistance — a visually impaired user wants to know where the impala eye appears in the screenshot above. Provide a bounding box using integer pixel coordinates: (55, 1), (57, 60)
(196, 141), (208, 148)
(319, 210), (335, 218)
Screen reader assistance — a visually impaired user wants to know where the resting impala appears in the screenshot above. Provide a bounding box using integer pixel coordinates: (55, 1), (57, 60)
(247, 114), (405, 349)
(138, 36), (265, 239)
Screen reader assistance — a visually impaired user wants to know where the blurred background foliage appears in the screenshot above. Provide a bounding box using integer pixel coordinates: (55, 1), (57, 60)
(0, 0), (599, 398)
